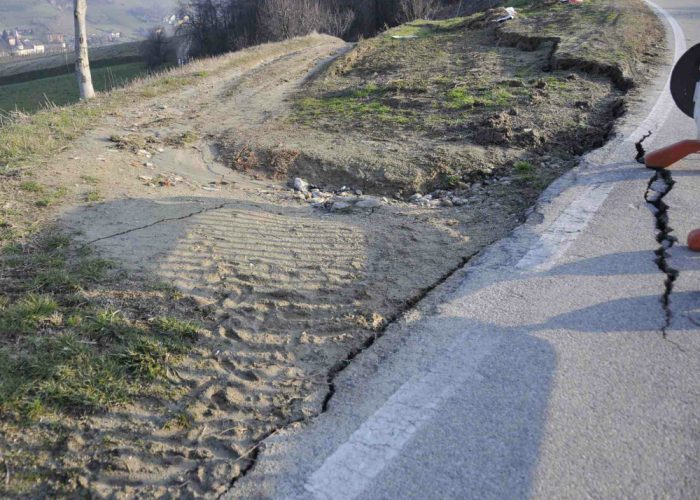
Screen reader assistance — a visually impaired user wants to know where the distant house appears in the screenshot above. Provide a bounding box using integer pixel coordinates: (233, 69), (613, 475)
(12, 38), (46, 56)
(47, 33), (65, 43)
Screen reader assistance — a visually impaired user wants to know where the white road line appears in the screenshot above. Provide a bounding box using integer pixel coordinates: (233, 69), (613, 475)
(515, 0), (686, 271)
(301, 331), (501, 500)
(515, 183), (616, 271)
(298, 3), (687, 498)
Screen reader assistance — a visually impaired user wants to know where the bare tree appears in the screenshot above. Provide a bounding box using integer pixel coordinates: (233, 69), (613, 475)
(399, 0), (438, 22)
(257, 0), (298, 41)
(257, 0), (356, 42)
(142, 27), (169, 69)
(74, 0), (95, 100)
(322, 6), (356, 38)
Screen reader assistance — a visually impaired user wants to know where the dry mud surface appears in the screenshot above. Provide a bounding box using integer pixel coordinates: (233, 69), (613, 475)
(0, 3), (661, 494)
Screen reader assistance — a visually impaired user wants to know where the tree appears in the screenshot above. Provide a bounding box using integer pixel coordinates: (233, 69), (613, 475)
(398, 0), (438, 22)
(74, 0), (95, 100)
(142, 27), (170, 69)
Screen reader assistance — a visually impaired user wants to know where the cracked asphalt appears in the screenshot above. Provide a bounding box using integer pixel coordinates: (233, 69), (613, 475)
(227, 0), (700, 497)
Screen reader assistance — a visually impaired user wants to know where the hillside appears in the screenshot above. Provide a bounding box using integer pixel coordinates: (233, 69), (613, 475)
(0, 0), (177, 41)
(0, 1), (663, 497)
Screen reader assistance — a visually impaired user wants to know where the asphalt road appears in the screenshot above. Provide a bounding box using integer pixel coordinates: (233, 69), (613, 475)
(228, 0), (700, 497)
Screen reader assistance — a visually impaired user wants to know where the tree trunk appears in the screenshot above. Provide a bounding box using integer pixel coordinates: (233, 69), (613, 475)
(74, 0), (95, 100)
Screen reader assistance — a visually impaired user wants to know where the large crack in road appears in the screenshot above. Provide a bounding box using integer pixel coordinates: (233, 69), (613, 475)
(639, 134), (679, 337)
(644, 169), (678, 336)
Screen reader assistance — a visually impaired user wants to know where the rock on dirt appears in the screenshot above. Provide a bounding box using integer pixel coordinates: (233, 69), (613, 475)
(293, 177), (308, 193)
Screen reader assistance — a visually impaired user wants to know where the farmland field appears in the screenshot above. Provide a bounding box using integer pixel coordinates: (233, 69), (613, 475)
(0, 62), (148, 113)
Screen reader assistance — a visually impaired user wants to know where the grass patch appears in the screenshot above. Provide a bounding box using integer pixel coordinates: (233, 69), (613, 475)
(35, 187), (67, 208)
(295, 93), (412, 125)
(80, 175), (99, 185)
(0, 233), (201, 419)
(514, 160), (534, 173)
(165, 130), (200, 147)
(85, 190), (103, 203)
(446, 88), (477, 109)
(0, 62), (149, 114)
(19, 180), (43, 193)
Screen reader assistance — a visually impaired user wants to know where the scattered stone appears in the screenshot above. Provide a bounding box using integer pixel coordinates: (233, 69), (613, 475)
(331, 201), (353, 212)
(355, 196), (382, 209)
(144, 161), (155, 168)
(355, 189), (363, 196)
(409, 193), (423, 202)
(440, 198), (454, 207)
(293, 177), (308, 193)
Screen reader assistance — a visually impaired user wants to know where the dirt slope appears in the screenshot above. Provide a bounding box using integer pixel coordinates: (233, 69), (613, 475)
(1, 34), (512, 498)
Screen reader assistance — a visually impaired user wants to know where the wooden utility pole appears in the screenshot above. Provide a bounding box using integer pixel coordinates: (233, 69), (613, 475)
(74, 0), (95, 100)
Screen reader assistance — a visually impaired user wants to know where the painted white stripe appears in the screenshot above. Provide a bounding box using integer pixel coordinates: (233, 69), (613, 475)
(516, 0), (686, 271)
(515, 183), (616, 271)
(298, 3), (687, 498)
(301, 331), (500, 500)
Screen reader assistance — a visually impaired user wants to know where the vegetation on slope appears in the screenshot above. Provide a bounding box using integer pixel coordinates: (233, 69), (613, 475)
(290, 0), (661, 195)
(0, 61), (149, 113)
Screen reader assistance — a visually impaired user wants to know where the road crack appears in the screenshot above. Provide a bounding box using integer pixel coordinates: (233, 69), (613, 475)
(640, 134), (678, 337)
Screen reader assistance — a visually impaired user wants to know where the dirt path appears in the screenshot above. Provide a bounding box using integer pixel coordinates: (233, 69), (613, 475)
(10, 34), (524, 497)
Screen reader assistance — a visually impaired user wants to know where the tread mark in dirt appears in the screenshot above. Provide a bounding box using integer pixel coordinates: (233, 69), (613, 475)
(639, 132), (679, 337)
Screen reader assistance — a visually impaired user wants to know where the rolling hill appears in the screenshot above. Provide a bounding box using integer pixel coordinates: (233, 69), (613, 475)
(0, 0), (178, 41)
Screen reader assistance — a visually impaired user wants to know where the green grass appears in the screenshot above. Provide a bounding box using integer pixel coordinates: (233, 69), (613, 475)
(80, 175), (99, 185)
(514, 160), (534, 173)
(295, 87), (415, 126)
(0, 234), (201, 419)
(85, 190), (103, 203)
(19, 180), (43, 192)
(447, 85), (518, 108)
(35, 187), (67, 207)
(0, 62), (149, 114)
(386, 17), (470, 38)
(165, 129), (200, 147)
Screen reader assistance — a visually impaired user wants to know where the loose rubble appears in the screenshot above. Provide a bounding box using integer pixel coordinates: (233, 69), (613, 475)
(286, 172), (535, 213)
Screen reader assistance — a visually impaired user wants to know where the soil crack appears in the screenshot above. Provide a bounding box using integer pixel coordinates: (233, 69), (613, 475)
(221, 250), (479, 495)
(83, 202), (235, 246)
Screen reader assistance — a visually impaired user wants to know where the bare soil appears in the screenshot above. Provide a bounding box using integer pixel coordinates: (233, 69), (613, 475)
(0, 0), (663, 496)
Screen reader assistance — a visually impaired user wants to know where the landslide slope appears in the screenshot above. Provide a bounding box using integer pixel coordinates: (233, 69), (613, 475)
(220, 0), (661, 202)
(0, 1), (663, 498)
